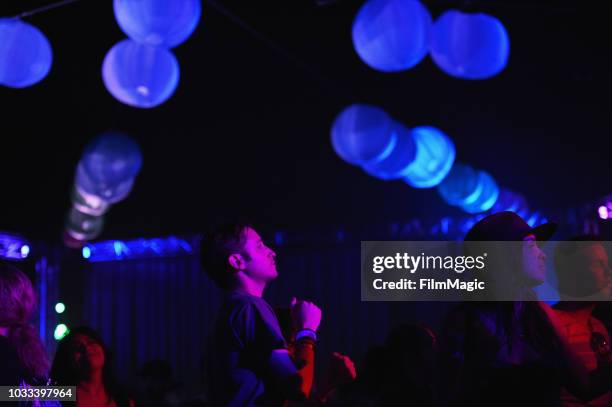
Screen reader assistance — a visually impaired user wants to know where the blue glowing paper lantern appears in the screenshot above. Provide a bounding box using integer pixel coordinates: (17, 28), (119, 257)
(352, 0), (432, 72)
(102, 39), (179, 108)
(403, 126), (455, 188)
(76, 165), (136, 204)
(71, 185), (111, 216)
(0, 19), (52, 88)
(362, 123), (417, 180)
(461, 170), (499, 213)
(114, 0), (201, 48)
(76, 132), (142, 203)
(430, 10), (509, 80)
(331, 104), (396, 166)
(65, 207), (105, 241)
(437, 162), (482, 206)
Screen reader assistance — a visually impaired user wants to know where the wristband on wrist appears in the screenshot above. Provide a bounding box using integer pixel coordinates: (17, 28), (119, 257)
(296, 328), (317, 342)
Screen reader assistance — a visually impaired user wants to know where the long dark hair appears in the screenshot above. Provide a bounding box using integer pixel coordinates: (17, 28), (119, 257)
(462, 243), (559, 358)
(0, 263), (50, 381)
(50, 326), (120, 402)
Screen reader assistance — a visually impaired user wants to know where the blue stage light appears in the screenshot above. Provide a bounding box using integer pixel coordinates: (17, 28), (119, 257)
(362, 123), (417, 180)
(438, 162), (482, 206)
(114, 0), (201, 48)
(0, 18), (52, 88)
(0, 232), (31, 261)
(20, 245), (30, 258)
(403, 126), (455, 188)
(352, 0), (432, 72)
(430, 10), (509, 80)
(83, 236), (194, 262)
(331, 104), (396, 166)
(102, 39), (179, 108)
(82, 246), (91, 259)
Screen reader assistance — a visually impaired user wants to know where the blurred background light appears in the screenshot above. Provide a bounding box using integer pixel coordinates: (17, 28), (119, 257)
(430, 10), (509, 80)
(352, 0), (432, 72)
(0, 18), (52, 88)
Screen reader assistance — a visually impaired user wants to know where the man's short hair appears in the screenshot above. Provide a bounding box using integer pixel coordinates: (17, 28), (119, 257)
(200, 221), (251, 290)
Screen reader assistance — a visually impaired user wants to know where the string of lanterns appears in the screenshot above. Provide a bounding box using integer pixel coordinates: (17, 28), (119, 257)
(1, 0), (201, 108)
(332, 104), (455, 188)
(103, 0), (202, 108)
(331, 103), (542, 221)
(352, 0), (510, 80)
(64, 132), (143, 246)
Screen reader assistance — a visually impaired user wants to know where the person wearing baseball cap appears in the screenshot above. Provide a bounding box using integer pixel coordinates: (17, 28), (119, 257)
(440, 212), (608, 406)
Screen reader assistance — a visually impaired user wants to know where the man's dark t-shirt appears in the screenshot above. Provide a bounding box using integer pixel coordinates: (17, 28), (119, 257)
(209, 292), (287, 407)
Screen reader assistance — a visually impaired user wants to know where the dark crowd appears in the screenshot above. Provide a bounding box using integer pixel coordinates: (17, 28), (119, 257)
(1, 212), (612, 407)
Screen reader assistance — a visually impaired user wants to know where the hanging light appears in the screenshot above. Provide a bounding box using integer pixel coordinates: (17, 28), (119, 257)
(102, 39), (180, 108)
(352, 0), (432, 72)
(403, 126), (455, 188)
(362, 122), (417, 180)
(430, 10), (509, 80)
(331, 104), (396, 166)
(114, 0), (202, 48)
(0, 18), (52, 88)
(461, 170), (499, 213)
(438, 162), (482, 206)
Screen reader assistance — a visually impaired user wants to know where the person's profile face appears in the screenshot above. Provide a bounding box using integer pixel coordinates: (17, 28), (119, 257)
(241, 227), (278, 282)
(71, 333), (106, 373)
(521, 234), (547, 285)
(579, 243), (611, 297)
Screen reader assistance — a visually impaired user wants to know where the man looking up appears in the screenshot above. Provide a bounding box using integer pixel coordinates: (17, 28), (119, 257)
(201, 222), (321, 407)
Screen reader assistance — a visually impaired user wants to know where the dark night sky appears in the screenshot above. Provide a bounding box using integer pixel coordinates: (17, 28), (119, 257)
(1, 0), (610, 242)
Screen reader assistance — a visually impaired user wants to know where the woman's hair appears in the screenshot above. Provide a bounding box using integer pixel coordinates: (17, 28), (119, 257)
(51, 326), (120, 402)
(462, 243), (557, 358)
(0, 263), (50, 381)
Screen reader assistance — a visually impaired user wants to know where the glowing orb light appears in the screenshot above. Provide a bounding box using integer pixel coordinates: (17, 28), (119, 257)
(403, 126), (455, 188)
(114, 0), (201, 48)
(331, 104), (396, 166)
(352, 0), (432, 72)
(0, 18), (52, 88)
(363, 123), (417, 180)
(430, 10), (509, 79)
(102, 39), (179, 108)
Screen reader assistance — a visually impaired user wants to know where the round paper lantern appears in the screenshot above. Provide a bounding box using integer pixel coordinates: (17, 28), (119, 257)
(114, 0), (201, 48)
(352, 0), (432, 72)
(76, 163), (136, 204)
(430, 10), (509, 79)
(76, 132), (142, 202)
(363, 123), (417, 180)
(437, 162), (482, 206)
(65, 207), (105, 241)
(0, 19), (52, 88)
(403, 126), (455, 188)
(331, 104), (396, 166)
(102, 39), (179, 108)
(71, 184), (111, 216)
(461, 170), (499, 213)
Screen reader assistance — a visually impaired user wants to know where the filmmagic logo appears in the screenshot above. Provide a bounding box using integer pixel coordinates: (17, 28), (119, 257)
(372, 252), (487, 274)
(372, 278), (485, 292)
